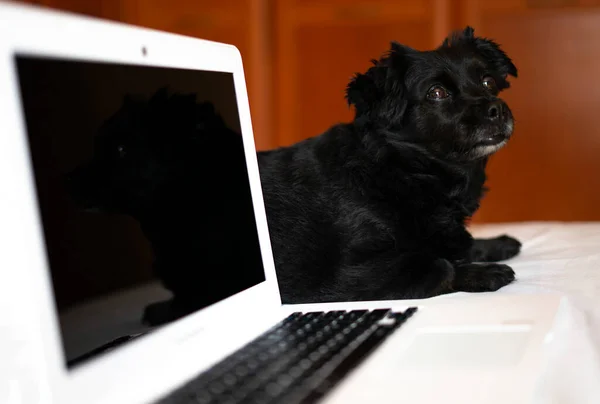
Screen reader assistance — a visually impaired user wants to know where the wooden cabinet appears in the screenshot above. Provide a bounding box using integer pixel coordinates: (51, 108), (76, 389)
(13, 0), (600, 222)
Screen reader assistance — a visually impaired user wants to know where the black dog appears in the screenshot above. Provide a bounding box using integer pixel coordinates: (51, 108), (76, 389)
(259, 26), (521, 303)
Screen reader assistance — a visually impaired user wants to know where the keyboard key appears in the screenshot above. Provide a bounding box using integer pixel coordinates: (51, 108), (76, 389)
(156, 308), (417, 404)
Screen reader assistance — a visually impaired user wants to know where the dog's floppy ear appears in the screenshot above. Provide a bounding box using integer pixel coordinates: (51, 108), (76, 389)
(441, 26), (518, 79)
(346, 42), (413, 127)
(440, 26), (474, 47)
(472, 29), (518, 78)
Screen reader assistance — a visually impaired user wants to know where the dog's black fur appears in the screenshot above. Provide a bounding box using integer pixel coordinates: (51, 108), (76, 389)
(69, 27), (522, 322)
(259, 26), (521, 303)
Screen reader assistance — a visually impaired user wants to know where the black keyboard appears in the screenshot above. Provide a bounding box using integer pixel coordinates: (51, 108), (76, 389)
(157, 307), (417, 404)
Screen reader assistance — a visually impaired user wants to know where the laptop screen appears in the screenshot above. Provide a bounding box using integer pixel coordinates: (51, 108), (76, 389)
(15, 56), (266, 368)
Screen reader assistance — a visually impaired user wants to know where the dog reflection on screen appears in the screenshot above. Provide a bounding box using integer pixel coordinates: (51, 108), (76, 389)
(67, 89), (264, 326)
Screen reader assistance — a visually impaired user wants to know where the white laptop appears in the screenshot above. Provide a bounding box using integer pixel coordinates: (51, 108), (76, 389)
(0, 3), (563, 404)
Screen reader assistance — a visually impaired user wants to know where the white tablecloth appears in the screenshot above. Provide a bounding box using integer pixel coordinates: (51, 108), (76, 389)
(470, 222), (600, 404)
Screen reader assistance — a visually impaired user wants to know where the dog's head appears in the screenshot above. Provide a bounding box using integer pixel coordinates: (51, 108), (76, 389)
(347, 26), (518, 161)
(67, 89), (229, 216)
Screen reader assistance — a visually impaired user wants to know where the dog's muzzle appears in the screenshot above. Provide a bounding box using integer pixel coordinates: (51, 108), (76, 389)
(479, 100), (513, 145)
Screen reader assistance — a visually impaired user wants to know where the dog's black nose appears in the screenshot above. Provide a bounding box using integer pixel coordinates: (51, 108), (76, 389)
(487, 101), (504, 122)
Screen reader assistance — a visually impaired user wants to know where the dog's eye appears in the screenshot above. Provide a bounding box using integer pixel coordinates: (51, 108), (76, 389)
(117, 145), (126, 158)
(427, 86), (449, 101)
(482, 76), (498, 92)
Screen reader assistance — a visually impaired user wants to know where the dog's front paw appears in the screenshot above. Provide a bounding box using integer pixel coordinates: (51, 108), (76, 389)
(493, 235), (522, 260)
(470, 235), (522, 262)
(453, 262), (515, 293)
